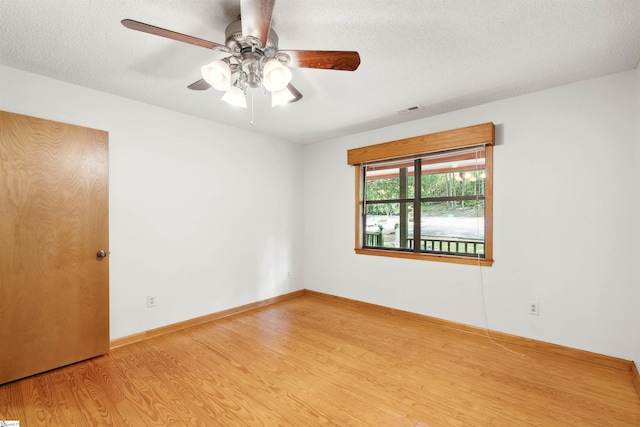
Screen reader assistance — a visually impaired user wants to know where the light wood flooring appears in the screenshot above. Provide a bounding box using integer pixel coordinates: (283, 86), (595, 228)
(1, 293), (639, 426)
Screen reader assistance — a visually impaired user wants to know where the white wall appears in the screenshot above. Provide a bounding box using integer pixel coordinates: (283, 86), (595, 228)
(634, 65), (640, 368)
(0, 65), (304, 340)
(304, 69), (639, 360)
(2, 63), (637, 361)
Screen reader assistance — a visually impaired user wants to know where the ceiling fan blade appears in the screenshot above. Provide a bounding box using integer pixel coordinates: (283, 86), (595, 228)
(277, 50), (361, 71)
(121, 19), (228, 51)
(287, 84), (303, 103)
(240, 0), (276, 47)
(188, 79), (211, 90)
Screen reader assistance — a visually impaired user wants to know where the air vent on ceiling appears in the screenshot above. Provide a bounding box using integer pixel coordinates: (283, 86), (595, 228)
(395, 104), (423, 115)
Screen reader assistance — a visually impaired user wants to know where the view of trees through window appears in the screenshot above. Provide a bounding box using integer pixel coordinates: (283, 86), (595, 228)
(364, 147), (486, 257)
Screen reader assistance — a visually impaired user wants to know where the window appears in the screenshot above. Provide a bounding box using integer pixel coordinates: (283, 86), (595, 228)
(347, 123), (494, 266)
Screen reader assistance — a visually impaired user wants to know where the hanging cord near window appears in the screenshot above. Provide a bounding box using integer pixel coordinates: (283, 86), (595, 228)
(474, 148), (525, 358)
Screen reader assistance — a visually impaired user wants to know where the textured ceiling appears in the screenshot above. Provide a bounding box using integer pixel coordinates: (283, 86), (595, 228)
(1, 0), (639, 144)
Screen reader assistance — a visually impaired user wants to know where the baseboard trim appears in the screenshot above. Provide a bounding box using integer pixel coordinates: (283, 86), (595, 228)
(110, 290), (305, 349)
(110, 288), (635, 378)
(632, 362), (640, 398)
(304, 290), (633, 372)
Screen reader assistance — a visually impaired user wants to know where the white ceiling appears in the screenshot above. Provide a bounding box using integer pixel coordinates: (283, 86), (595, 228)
(1, 1), (639, 145)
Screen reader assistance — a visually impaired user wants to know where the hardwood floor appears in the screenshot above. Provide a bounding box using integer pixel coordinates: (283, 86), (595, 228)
(2, 293), (639, 426)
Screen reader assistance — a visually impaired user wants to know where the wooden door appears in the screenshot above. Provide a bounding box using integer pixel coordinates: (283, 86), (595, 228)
(0, 111), (109, 384)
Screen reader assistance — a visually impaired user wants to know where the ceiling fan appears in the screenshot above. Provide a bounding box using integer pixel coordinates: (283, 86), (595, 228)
(122, 0), (361, 108)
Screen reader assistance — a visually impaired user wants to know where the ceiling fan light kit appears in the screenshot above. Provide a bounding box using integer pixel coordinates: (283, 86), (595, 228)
(201, 59), (231, 91)
(121, 0), (360, 110)
(262, 59), (292, 92)
(221, 85), (248, 108)
(271, 86), (296, 107)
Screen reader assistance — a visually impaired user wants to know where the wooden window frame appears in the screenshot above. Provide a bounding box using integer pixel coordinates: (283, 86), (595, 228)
(347, 122), (495, 266)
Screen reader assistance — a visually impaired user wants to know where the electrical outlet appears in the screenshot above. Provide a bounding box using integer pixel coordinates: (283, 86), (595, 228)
(147, 295), (156, 308)
(529, 302), (539, 316)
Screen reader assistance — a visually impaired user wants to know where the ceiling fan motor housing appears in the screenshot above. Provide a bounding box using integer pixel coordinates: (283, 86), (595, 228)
(225, 20), (279, 55)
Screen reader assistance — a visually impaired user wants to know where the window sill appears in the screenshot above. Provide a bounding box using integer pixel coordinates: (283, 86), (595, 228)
(354, 248), (494, 266)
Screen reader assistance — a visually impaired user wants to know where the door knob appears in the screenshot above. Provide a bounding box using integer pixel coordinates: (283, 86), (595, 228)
(96, 250), (107, 258)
